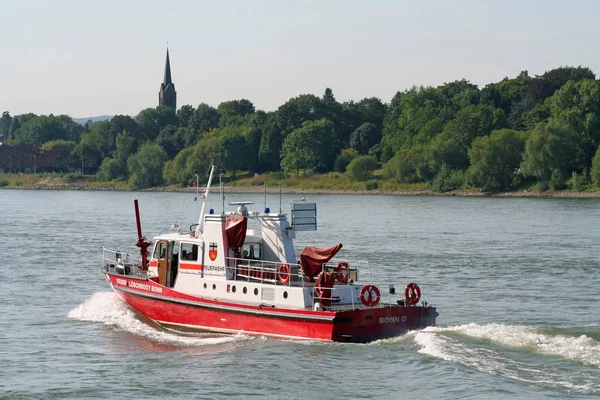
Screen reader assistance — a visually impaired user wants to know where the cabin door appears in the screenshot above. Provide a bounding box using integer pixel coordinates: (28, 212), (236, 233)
(157, 240), (169, 286)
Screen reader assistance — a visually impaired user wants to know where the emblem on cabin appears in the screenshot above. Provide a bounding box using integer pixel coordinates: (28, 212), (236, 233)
(209, 242), (218, 261)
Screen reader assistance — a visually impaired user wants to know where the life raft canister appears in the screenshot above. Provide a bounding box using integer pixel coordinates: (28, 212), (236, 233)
(404, 282), (421, 305)
(278, 263), (291, 284)
(336, 261), (350, 283)
(359, 285), (381, 307)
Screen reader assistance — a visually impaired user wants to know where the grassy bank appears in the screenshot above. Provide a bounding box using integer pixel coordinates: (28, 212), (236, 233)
(2, 172), (600, 198)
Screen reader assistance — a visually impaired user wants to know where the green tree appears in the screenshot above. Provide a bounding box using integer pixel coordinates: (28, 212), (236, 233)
(333, 148), (359, 172)
(350, 122), (381, 154)
(528, 66), (595, 104)
(346, 155), (379, 181)
(97, 157), (125, 181)
(217, 99), (255, 126)
(427, 104), (507, 172)
(467, 129), (525, 191)
(383, 146), (432, 183)
(11, 115), (83, 147)
(590, 146), (600, 186)
(1, 111), (12, 139)
(550, 79), (600, 171)
(520, 121), (577, 181)
(177, 105), (194, 128)
(128, 143), (168, 188)
(157, 125), (186, 158)
(257, 113), (282, 172)
(163, 147), (195, 185)
(187, 103), (220, 145)
(280, 119), (335, 175)
(276, 94), (328, 137)
(217, 131), (250, 172)
(135, 106), (178, 142)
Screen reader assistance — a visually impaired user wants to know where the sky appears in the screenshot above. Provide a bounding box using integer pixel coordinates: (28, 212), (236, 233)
(1, 0), (599, 118)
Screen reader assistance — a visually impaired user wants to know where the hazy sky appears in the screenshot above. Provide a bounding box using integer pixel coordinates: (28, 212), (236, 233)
(1, 0), (599, 118)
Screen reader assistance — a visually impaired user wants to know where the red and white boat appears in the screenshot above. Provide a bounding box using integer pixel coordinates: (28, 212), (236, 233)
(102, 166), (438, 343)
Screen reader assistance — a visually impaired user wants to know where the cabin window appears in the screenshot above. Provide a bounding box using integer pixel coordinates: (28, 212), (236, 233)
(159, 242), (167, 260)
(181, 243), (199, 261)
(242, 243), (262, 260)
(170, 241), (180, 259)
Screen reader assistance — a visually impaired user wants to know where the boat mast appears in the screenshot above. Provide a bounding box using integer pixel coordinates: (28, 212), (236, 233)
(196, 164), (215, 236)
(134, 199), (151, 270)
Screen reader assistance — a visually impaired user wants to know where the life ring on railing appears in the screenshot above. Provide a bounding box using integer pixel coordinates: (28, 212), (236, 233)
(278, 264), (291, 284)
(359, 285), (380, 307)
(336, 261), (350, 283)
(404, 282), (421, 305)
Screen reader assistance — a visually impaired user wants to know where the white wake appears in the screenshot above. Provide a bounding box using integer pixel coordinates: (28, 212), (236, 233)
(413, 323), (600, 394)
(68, 292), (249, 347)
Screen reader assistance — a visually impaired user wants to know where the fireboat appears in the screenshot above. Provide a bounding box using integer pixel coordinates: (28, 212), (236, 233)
(102, 166), (438, 343)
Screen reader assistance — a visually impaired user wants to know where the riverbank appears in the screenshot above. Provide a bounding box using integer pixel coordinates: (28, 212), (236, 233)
(2, 174), (600, 198)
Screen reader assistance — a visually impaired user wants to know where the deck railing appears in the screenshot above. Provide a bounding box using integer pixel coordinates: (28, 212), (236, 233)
(102, 247), (145, 277)
(229, 257), (369, 287)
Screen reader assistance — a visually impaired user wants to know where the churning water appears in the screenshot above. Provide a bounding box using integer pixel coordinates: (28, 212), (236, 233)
(1, 189), (599, 399)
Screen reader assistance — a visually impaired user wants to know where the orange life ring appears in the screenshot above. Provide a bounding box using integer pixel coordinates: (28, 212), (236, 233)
(404, 282), (421, 305)
(278, 264), (291, 284)
(336, 261), (350, 283)
(359, 285), (380, 307)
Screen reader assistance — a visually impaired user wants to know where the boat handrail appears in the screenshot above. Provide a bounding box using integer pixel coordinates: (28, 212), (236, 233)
(231, 257), (307, 287)
(229, 256), (371, 288)
(102, 247), (151, 277)
(102, 247), (138, 268)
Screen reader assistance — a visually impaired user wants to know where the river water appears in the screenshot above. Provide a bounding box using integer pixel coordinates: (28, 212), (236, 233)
(1, 189), (599, 399)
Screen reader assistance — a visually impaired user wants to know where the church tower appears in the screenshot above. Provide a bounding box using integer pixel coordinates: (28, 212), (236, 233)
(159, 48), (177, 110)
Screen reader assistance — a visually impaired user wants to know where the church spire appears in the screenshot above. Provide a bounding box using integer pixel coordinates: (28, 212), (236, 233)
(163, 48), (172, 86)
(159, 47), (177, 110)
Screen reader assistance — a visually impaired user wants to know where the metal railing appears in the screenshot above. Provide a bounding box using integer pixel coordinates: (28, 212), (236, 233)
(228, 256), (370, 287)
(102, 247), (146, 277)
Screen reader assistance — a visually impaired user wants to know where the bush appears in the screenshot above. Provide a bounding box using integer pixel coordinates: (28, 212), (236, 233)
(532, 181), (549, 192)
(591, 146), (600, 187)
(365, 180), (379, 191)
(346, 155), (379, 181)
(64, 172), (82, 183)
(334, 148), (359, 173)
(566, 170), (589, 191)
(430, 164), (466, 192)
(0, 180), (8, 187)
(548, 169), (566, 191)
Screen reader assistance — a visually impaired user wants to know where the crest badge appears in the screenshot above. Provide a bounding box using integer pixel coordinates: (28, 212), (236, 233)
(209, 242), (218, 261)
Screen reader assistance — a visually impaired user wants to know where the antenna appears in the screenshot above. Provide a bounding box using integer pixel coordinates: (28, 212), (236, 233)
(264, 181), (267, 212)
(279, 182), (282, 213)
(220, 169), (225, 215)
(196, 165), (215, 236)
(193, 169), (199, 201)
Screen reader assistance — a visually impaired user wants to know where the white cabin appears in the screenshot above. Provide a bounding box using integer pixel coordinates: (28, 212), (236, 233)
(139, 205), (364, 311)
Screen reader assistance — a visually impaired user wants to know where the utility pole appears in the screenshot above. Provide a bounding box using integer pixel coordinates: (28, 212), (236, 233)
(81, 156), (84, 175)
(33, 155), (36, 175)
(8, 156), (11, 174)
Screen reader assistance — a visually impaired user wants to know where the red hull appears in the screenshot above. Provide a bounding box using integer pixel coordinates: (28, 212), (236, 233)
(105, 273), (437, 343)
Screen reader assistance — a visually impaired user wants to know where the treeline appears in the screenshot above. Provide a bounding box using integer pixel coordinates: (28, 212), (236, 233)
(2, 65), (600, 191)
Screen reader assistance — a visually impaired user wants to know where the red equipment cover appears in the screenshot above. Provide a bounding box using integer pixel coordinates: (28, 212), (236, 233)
(225, 216), (247, 249)
(299, 243), (343, 279)
(316, 271), (335, 307)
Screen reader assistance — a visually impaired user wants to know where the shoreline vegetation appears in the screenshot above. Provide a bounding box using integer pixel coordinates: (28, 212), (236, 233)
(2, 173), (600, 198)
(3, 67), (600, 196)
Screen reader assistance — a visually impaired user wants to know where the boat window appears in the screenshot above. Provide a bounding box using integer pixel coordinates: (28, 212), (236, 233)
(171, 241), (179, 257)
(151, 243), (159, 260)
(181, 243), (199, 261)
(159, 242), (167, 260)
(242, 243), (262, 260)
